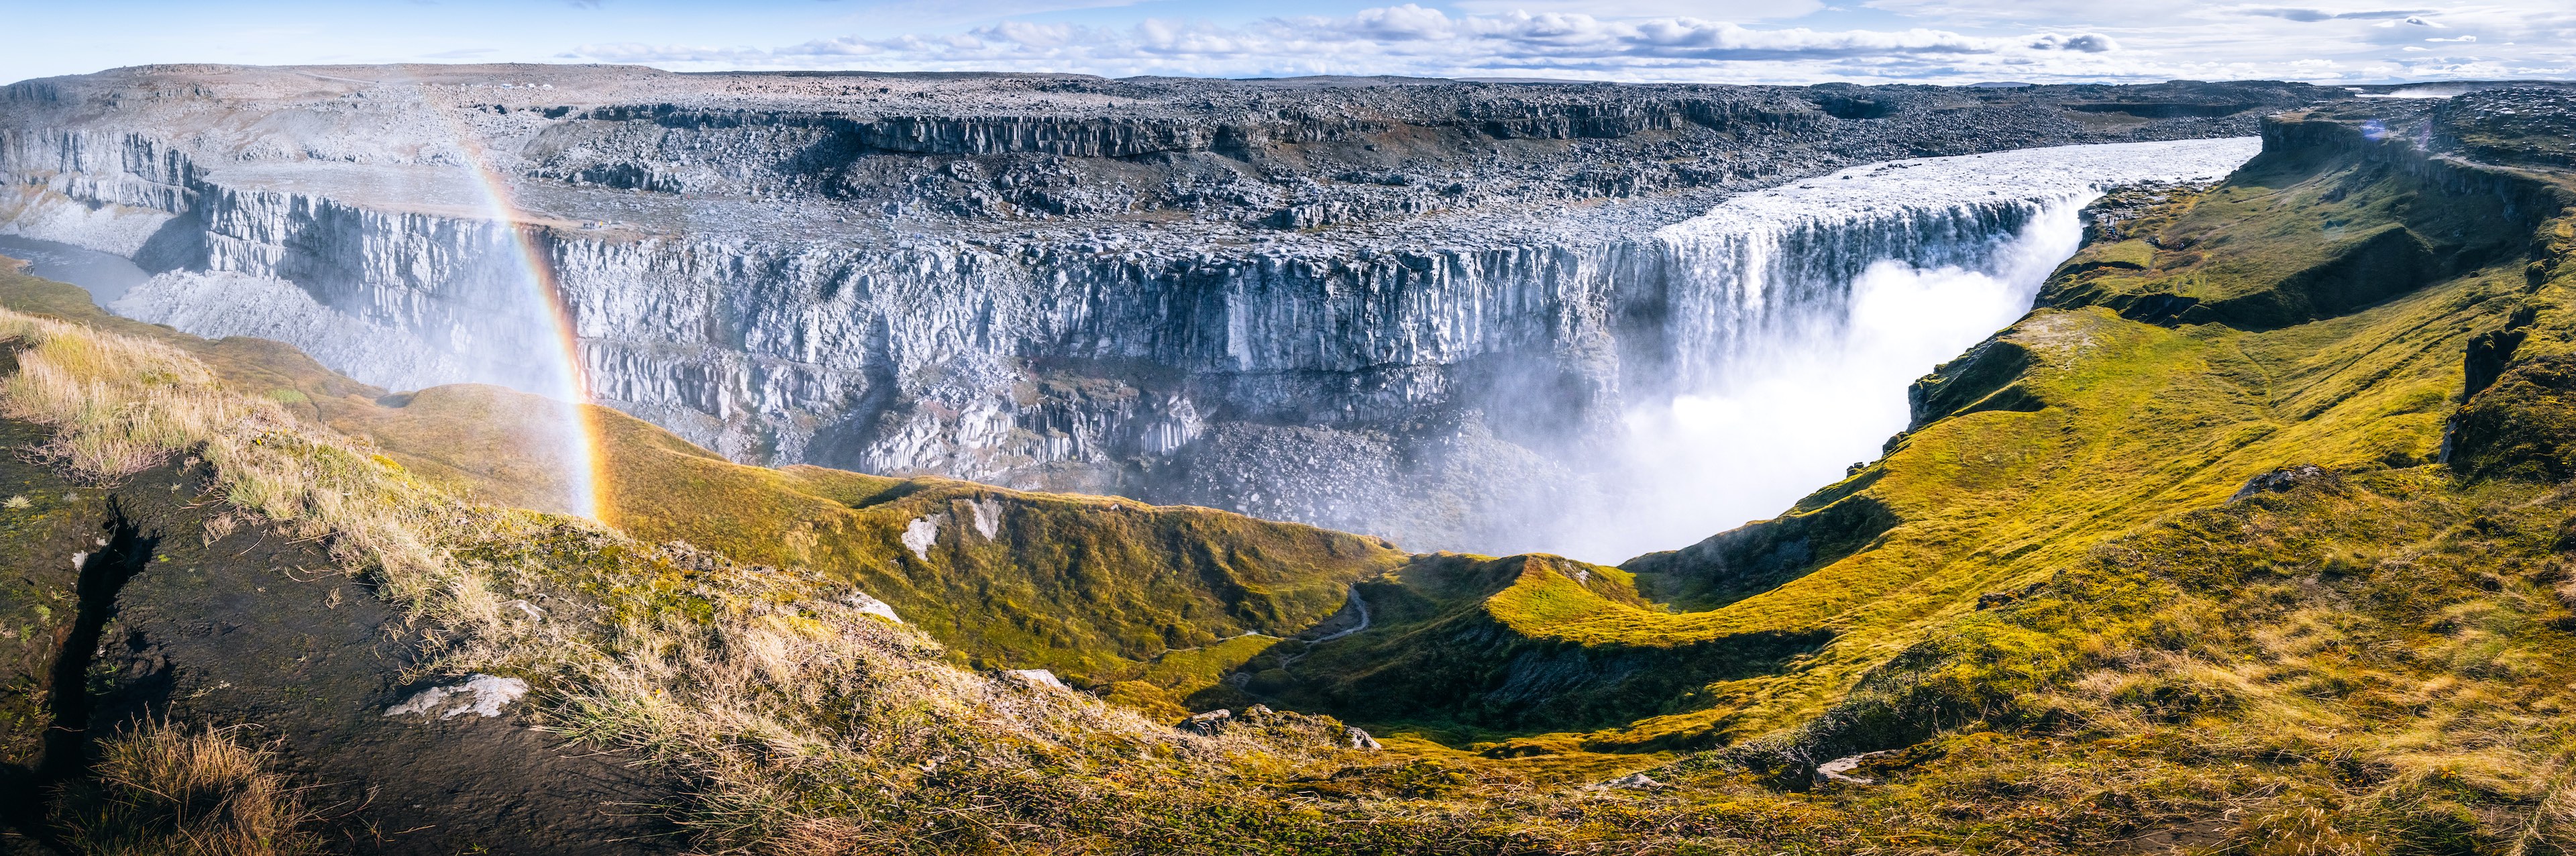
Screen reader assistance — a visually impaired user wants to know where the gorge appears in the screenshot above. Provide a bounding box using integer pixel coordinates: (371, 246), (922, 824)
(5, 60), (2575, 855)
(0, 66), (2314, 557)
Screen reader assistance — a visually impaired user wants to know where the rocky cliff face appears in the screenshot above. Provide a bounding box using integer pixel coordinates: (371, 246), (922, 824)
(0, 64), (2330, 551)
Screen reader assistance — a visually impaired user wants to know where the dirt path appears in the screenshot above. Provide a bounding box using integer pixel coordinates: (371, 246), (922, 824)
(1307, 586), (1372, 644)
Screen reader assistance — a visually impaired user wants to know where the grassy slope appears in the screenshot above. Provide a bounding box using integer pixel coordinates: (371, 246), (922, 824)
(0, 302), (1432, 855)
(0, 265), (1405, 712)
(582, 400), (1407, 704)
(1179, 105), (2576, 852)
(1599, 111), (2564, 750)
(1263, 107), (2575, 772)
(0, 93), (2565, 851)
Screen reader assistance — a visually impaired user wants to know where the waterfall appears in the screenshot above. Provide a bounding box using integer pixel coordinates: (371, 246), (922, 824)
(1526, 138), (2262, 562)
(7, 125), (2261, 556)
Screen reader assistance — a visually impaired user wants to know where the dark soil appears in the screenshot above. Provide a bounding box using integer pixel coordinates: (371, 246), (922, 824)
(0, 418), (690, 855)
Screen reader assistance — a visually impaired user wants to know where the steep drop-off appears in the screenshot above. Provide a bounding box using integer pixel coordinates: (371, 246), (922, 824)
(1, 65), (2327, 551)
(0, 263), (1401, 723)
(1242, 87), (2576, 771)
(3, 83), (2576, 854)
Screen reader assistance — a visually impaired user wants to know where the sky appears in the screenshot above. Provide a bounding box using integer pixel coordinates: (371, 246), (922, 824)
(0, 0), (2567, 87)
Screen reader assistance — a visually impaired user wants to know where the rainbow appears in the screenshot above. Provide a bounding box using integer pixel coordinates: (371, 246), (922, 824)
(395, 70), (612, 523)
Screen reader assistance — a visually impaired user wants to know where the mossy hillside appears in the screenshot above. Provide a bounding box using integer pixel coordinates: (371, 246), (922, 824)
(24, 293), (2576, 856)
(2447, 199), (2576, 484)
(2041, 109), (2561, 330)
(2057, 237), (2154, 274)
(1277, 111), (2572, 761)
(0, 266), (1408, 707)
(1602, 254), (2522, 751)
(586, 401), (1409, 690)
(1263, 551), (1828, 736)
(0, 307), (1483, 854)
(1623, 482), (1900, 612)
(1680, 466), (2576, 853)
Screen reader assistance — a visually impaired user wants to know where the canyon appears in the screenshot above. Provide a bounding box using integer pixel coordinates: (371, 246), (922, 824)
(5, 62), (2575, 855)
(1, 66), (2327, 554)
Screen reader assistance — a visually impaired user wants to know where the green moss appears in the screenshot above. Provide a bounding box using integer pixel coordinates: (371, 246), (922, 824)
(2040, 116), (2545, 330)
(0, 420), (89, 771)
(1259, 553), (1829, 737)
(2064, 237), (2154, 272)
(584, 405), (1406, 690)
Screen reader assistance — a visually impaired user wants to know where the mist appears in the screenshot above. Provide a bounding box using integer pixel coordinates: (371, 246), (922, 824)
(1538, 201), (2088, 564)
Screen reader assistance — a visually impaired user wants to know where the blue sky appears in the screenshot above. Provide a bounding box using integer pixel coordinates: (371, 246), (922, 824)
(0, 0), (2566, 85)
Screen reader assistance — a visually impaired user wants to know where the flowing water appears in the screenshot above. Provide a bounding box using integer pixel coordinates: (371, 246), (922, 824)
(1534, 138), (2261, 563)
(0, 235), (149, 303)
(5, 133), (2261, 559)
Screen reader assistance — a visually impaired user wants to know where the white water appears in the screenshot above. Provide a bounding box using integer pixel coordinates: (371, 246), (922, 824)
(1536, 138), (2261, 564)
(1, 119), (2261, 554)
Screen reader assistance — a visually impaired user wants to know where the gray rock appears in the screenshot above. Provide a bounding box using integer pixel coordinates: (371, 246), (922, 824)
(1594, 772), (1666, 790)
(1815, 750), (1900, 786)
(2230, 464), (2334, 502)
(0, 66), (2337, 553)
(1001, 668), (1068, 690)
(1182, 708), (1233, 735)
(385, 674), (530, 719)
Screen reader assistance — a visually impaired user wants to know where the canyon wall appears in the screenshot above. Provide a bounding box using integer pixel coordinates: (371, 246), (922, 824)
(0, 65), (2319, 552)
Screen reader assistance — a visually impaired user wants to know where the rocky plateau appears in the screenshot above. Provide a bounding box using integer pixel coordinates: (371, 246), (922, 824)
(1, 65), (2347, 551)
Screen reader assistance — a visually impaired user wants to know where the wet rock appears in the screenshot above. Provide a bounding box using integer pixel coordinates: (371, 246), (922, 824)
(1343, 727), (1381, 751)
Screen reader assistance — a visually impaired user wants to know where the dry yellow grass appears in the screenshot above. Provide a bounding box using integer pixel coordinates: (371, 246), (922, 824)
(0, 305), (1360, 853)
(55, 718), (320, 856)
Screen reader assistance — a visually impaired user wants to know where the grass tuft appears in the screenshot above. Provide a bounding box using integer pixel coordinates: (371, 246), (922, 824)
(54, 718), (321, 856)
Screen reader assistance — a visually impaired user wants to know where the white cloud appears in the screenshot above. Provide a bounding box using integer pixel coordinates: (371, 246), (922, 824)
(2243, 7), (2426, 22)
(2029, 33), (2119, 52)
(533, 1), (2576, 86)
(1448, 0), (1825, 20)
(569, 5), (2161, 83)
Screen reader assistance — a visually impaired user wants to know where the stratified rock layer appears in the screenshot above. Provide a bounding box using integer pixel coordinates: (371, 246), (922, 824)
(0, 65), (2326, 551)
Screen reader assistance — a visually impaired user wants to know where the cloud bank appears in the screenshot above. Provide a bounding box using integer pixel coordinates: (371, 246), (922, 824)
(547, 0), (2576, 85)
(565, 5), (2166, 83)
(2, 0), (2568, 88)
